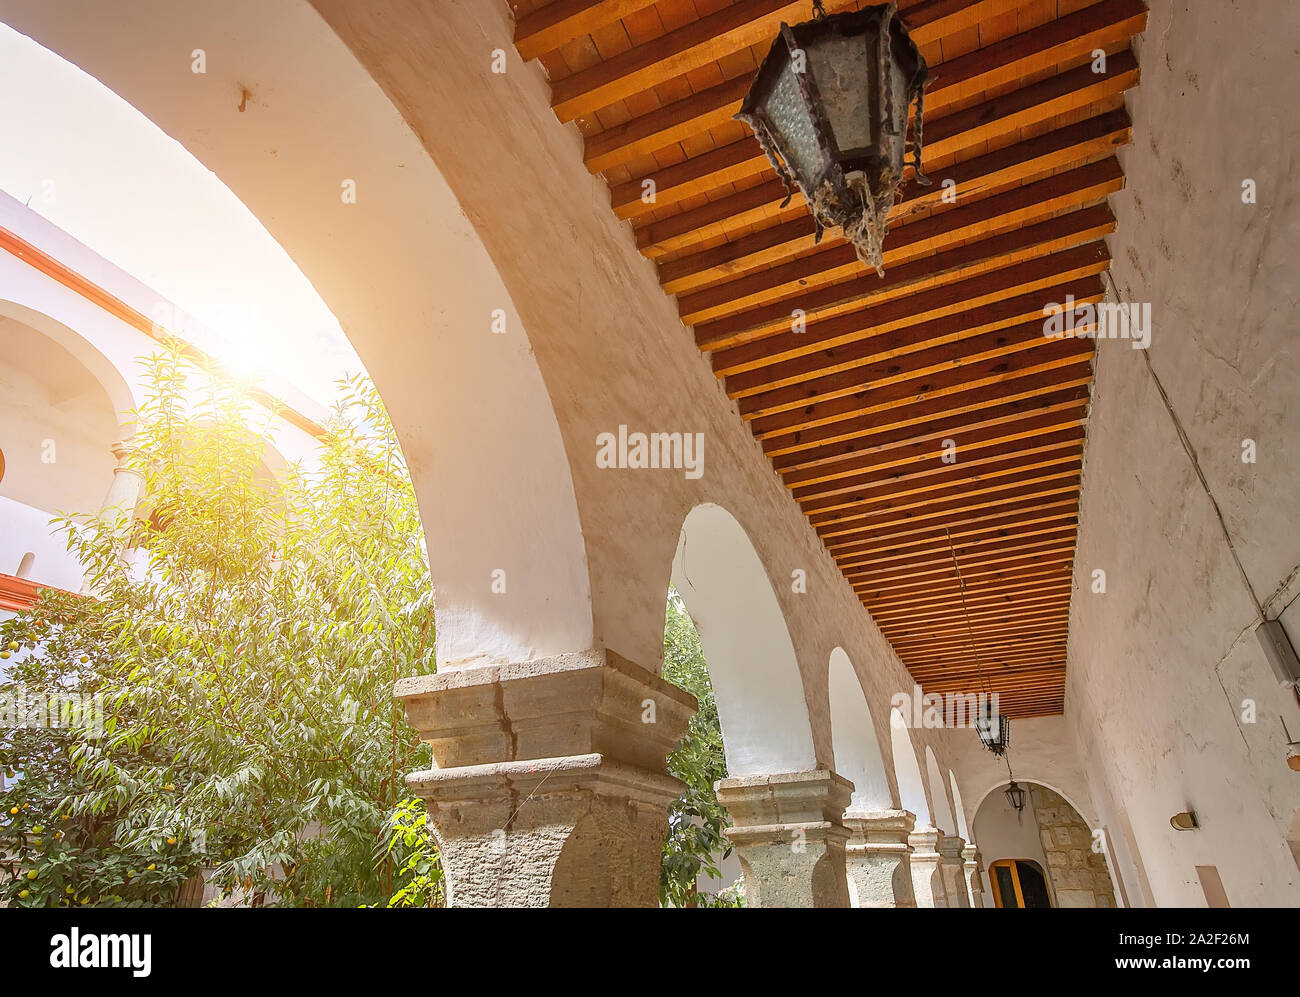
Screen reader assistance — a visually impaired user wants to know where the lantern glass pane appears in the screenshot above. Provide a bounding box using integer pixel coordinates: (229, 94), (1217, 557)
(809, 32), (879, 161)
(765, 63), (825, 188)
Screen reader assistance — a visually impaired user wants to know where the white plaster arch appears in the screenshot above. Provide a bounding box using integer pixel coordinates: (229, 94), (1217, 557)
(968, 776), (1097, 832)
(0, 298), (137, 420)
(0, 0), (596, 668)
(827, 647), (891, 809)
(925, 746), (957, 835)
(889, 707), (929, 820)
(671, 503), (816, 777)
(949, 770), (972, 841)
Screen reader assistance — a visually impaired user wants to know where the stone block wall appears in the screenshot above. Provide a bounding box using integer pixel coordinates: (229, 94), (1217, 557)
(1032, 786), (1114, 907)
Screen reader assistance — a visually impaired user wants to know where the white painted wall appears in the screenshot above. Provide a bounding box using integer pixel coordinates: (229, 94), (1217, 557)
(1063, 0), (1300, 907)
(673, 504), (817, 777)
(828, 646), (892, 809)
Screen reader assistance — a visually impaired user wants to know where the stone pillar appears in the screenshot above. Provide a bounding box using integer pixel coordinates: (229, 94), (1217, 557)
(715, 770), (852, 907)
(908, 826), (949, 907)
(395, 648), (695, 907)
(963, 844), (984, 908)
(842, 808), (916, 907)
(937, 833), (970, 907)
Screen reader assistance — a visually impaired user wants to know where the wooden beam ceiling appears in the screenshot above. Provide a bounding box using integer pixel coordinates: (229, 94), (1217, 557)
(508, 0), (1146, 719)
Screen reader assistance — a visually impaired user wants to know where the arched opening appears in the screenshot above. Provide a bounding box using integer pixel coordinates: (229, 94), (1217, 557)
(925, 747), (956, 835)
(889, 708), (929, 820)
(827, 647), (891, 811)
(0, 312), (123, 591)
(670, 503), (815, 777)
(973, 780), (1117, 908)
(0, 5), (596, 669)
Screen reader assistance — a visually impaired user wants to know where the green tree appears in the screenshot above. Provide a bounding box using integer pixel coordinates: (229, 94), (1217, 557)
(0, 346), (435, 907)
(659, 590), (742, 907)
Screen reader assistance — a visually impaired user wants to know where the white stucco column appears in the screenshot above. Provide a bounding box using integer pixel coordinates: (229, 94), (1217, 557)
(962, 844), (985, 908)
(908, 826), (950, 907)
(938, 833), (971, 908)
(716, 770), (853, 908)
(842, 808), (917, 907)
(396, 648), (695, 907)
(101, 438), (143, 522)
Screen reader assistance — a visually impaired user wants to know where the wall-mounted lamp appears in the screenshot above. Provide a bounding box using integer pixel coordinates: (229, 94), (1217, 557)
(1170, 811), (1199, 831)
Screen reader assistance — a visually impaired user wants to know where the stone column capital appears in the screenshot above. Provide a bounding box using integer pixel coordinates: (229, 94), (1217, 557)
(398, 647), (696, 771)
(843, 807), (917, 845)
(716, 769), (853, 907)
(843, 808), (917, 907)
(937, 834), (967, 860)
(395, 648), (697, 907)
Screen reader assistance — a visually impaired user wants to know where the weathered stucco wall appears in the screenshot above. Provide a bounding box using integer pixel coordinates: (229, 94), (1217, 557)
(1066, 0), (1300, 907)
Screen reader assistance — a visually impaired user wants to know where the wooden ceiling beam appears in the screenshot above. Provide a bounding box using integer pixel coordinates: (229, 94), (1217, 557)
(828, 494), (1080, 557)
(611, 47), (1136, 222)
(637, 107), (1130, 252)
(584, 0), (1144, 175)
(772, 383), (1091, 470)
(742, 314), (1100, 425)
(514, 0), (660, 62)
(840, 522), (1080, 577)
(794, 430), (1086, 511)
(676, 173), (1120, 328)
(752, 345), (1097, 443)
(782, 403), (1088, 491)
(710, 244), (1109, 369)
(812, 453), (1084, 530)
(819, 471), (1083, 541)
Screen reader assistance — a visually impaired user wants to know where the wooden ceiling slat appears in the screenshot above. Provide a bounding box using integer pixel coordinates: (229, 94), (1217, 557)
(770, 384), (1092, 470)
(635, 107), (1129, 245)
(582, 0), (1144, 174)
(665, 153), (1123, 300)
(782, 403), (1088, 490)
(794, 430), (1086, 510)
(514, 0), (660, 61)
(707, 243), (1110, 367)
(839, 521), (1080, 576)
(819, 471), (1083, 541)
(875, 593), (1074, 632)
(612, 45), (1137, 223)
(729, 279), (1101, 405)
(828, 494), (1080, 556)
(550, 0), (852, 121)
(675, 167), (1120, 325)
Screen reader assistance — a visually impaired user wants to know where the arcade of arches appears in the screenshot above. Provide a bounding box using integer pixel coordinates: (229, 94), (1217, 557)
(1, 0), (1298, 907)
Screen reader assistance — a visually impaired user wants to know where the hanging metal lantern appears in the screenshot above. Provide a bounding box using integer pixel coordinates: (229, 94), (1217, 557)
(975, 700), (1011, 757)
(736, 1), (929, 277)
(1004, 780), (1027, 813)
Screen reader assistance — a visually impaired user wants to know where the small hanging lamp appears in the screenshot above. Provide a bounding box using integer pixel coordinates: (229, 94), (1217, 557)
(1004, 778), (1027, 813)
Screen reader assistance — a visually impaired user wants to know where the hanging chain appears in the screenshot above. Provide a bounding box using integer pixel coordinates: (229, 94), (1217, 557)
(812, 0), (828, 19)
(910, 70), (931, 186)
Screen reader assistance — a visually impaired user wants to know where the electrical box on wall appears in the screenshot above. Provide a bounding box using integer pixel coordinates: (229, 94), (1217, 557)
(1256, 619), (1300, 687)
